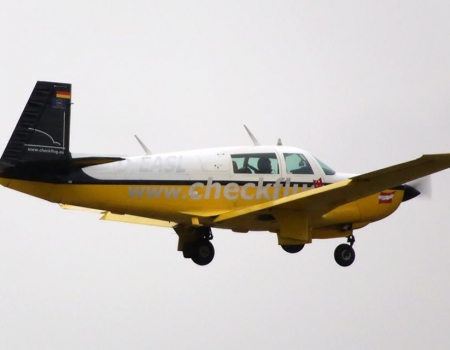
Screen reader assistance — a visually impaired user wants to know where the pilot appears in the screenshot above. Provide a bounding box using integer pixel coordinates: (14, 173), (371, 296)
(291, 159), (307, 174)
(291, 158), (313, 174)
(257, 157), (272, 174)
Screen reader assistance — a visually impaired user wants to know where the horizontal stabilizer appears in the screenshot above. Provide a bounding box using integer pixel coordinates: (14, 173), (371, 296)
(0, 156), (124, 182)
(61, 204), (177, 228)
(70, 156), (125, 168)
(100, 212), (177, 228)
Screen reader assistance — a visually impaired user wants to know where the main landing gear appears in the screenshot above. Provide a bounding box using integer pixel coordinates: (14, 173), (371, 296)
(281, 244), (305, 254)
(334, 235), (356, 267)
(182, 227), (215, 266)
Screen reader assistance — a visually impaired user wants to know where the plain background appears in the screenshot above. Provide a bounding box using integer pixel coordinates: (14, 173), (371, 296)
(0, 1), (449, 349)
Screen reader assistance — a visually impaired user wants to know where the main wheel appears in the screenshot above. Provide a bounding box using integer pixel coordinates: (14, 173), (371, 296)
(281, 244), (305, 254)
(334, 243), (355, 267)
(191, 240), (215, 266)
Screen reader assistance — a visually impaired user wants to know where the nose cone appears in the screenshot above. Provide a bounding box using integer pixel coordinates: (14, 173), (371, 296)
(402, 184), (421, 202)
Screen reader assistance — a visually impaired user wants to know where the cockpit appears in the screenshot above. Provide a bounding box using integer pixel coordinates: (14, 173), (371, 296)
(231, 153), (280, 174)
(230, 150), (336, 177)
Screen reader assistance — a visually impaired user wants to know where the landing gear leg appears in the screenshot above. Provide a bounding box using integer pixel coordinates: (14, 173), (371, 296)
(334, 235), (356, 267)
(347, 234), (355, 247)
(182, 227), (215, 266)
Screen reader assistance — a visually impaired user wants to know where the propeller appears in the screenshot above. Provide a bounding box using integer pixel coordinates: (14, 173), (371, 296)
(404, 176), (432, 201)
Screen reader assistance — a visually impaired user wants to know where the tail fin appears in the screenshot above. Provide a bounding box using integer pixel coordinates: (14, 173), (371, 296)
(1, 81), (71, 164)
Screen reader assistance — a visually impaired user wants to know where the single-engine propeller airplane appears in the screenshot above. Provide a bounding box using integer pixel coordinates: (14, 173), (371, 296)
(1, 81), (450, 267)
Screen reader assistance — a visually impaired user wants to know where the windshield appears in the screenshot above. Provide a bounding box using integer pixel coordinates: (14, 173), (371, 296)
(314, 157), (336, 175)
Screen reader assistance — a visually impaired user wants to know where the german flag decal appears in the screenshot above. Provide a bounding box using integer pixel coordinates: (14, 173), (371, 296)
(56, 90), (71, 99)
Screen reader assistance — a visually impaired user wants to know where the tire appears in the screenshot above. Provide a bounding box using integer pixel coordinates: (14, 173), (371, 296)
(191, 240), (215, 266)
(281, 244), (305, 254)
(334, 244), (355, 267)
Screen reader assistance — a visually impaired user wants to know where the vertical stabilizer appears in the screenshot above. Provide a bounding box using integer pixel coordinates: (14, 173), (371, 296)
(1, 81), (71, 164)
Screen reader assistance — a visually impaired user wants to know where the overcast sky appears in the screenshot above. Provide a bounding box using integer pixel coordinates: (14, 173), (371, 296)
(1, 1), (450, 349)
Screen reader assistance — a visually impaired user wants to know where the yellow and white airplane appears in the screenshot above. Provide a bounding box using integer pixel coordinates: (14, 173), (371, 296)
(1, 81), (450, 267)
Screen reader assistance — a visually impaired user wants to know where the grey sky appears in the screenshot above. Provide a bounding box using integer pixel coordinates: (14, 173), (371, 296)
(1, 1), (450, 349)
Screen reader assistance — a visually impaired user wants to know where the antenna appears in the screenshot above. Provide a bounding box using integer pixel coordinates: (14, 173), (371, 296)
(134, 135), (152, 155)
(277, 138), (282, 146)
(243, 125), (260, 146)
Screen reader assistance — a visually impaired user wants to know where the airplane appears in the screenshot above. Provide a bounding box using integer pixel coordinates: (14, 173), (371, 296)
(1, 81), (450, 267)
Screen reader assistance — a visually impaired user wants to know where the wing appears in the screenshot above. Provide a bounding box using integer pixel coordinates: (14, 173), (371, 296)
(214, 153), (450, 224)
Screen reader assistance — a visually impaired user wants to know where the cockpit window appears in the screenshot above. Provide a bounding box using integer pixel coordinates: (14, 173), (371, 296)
(314, 157), (336, 175)
(284, 153), (314, 174)
(231, 153), (279, 174)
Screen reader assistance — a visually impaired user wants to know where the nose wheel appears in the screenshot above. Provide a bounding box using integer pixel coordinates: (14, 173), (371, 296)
(334, 235), (356, 267)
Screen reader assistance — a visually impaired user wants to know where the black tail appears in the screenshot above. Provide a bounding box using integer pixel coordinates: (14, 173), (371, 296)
(1, 81), (71, 164)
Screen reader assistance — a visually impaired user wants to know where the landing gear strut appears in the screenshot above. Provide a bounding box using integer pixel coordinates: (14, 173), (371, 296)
(182, 227), (215, 266)
(334, 235), (356, 267)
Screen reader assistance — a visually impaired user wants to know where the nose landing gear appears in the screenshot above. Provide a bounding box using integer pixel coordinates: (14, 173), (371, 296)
(334, 235), (356, 267)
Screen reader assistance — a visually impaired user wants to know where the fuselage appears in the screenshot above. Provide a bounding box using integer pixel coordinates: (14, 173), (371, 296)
(0, 145), (406, 238)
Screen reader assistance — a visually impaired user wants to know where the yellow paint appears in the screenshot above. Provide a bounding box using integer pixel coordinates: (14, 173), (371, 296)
(60, 204), (104, 213)
(191, 217), (201, 227)
(272, 208), (311, 243)
(320, 201), (361, 227)
(312, 226), (352, 240)
(100, 212), (176, 228)
(317, 191), (403, 227)
(1, 178), (406, 237)
(357, 191), (403, 223)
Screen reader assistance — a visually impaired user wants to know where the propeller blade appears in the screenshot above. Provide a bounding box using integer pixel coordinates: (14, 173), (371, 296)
(408, 176), (432, 199)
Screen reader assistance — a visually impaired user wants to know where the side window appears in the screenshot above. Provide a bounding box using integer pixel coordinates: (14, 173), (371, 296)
(231, 153), (279, 174)
(284, 153), (314, 174)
